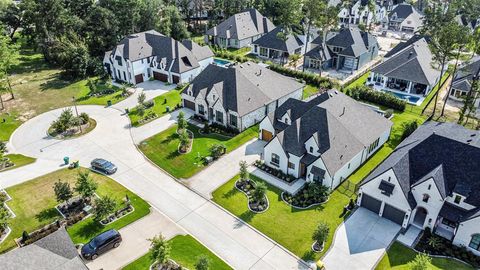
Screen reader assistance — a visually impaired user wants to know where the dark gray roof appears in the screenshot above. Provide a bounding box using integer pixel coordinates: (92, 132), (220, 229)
(252, 27), (304, 53)
(389, 4), (415, 19)
(326, 27), (377, 57)
(384, 35), (428, 58)
(452, 57), (480, 93)
(270, 91), (392, 175)
(181, 39), (214, 61)
(361, 122), (480, 215)
(311, 166), (326, 178)
(184, 62), (304, 116)
(110, 30), (211, 73)
(0, 228), (87, 270)
(206, 8), (275, 40)
(372, 37), (440, 85)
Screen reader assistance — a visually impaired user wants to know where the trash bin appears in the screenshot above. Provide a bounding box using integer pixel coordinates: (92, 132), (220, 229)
(63, 157), (69, 165)
(166, 106), (170, 113)
(73, 160), (80, 168)
(107, 100), (112, 106)
(125, 108), (129, 114)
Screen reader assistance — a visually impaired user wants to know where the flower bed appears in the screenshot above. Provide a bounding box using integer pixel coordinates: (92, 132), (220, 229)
(150, 259), (185, 270)
(415, 228), (480, 268)
(311, 241), (324, 252)
(282, 182), (329, 209)
(56, 196), (93, 219)
(100, 204), (135, 225)
(0, 190), (14, 244)
(201, 122), (239, 138)
(253, 160), (296, 183)
(16, 220), (62, 247)
(235, 179), (269, 213)
(48, 118), (97, 139)
(0, 157), (14, 171)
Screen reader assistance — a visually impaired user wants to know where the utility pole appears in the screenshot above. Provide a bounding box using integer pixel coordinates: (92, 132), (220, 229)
(72, 96), (83, 133)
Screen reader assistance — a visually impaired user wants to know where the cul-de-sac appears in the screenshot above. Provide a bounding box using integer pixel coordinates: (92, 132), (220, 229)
(0, 0), (479, 269)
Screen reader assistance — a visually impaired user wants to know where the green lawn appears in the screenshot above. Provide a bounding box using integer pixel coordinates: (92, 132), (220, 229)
(0, 167), (150, 253)
(344, 71), (371, 90)
(0, 154), (36, 172)
(226, 47), (251, 56)
(376, 242), (474, 270)
(303, 84), (319, 99)
(139, 123), (259, 179)
(128, 89), (182, 127)
(408, 73), (450, 115)
(191, 35), (205, 44)
(122, 235), (232, 270)
(0, 113), (21, 142)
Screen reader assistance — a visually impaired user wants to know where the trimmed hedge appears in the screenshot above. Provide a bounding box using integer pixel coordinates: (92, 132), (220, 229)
(212, 47), (253, 63)
(268, 64), (335, 89)
(346, 85), (407, 111)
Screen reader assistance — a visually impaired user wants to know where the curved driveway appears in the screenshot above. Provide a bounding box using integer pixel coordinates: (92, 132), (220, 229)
(0, 94), (310, 269)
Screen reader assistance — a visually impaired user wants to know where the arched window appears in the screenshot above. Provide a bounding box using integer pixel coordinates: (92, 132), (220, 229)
(469, 234), (480, 251)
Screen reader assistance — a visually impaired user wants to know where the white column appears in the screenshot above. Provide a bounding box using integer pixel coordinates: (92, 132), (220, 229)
(407, 81), (413, 93)
(382, 76), (387, 87)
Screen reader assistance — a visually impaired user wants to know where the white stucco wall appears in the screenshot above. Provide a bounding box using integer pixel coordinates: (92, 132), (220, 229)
(330, 149), (365, 189)
(263, 137), (289, 172)
(358, 169), (412, 228)
(306, 157), (332, 188)
(410, 178), (445, 229)
(259, 117), (275, 139)
(454, 217), (480, 256)
(445, 193), (476, 211)
(304, 136), (320, 157)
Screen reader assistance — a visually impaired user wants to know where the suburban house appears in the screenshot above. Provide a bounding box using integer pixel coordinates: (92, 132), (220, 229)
(449, 57), (480, 108)
(0, 228), (88, 270)
(181, 61), (304, 132)
(367, 36), (440, 98)
(386, 4), (423, 32)
(304, 27), (379, 73)
(455, 14), (480, 32)
(251, 27), (314, 65)
(338, 0), (387, 27)
(204, 8), (275, 48)
(357, 121), (480, 256)
(258, 90), (392, 190)
(103, 30), (214, 85)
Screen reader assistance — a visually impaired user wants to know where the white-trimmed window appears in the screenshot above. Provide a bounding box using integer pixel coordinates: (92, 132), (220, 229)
(271, 153), (280, 166)
(468, 234), (480, 251)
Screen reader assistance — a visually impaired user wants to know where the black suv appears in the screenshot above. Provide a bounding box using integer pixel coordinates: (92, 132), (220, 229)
(91, 158), (117, 174)
(81, 229), (122, 260)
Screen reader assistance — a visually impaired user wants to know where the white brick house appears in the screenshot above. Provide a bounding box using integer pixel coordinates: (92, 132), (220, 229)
(358, 122), (480, 256)
(103, 30), (213, 85)
(258, 91), (392, 190)
(181, 61), (304, 132)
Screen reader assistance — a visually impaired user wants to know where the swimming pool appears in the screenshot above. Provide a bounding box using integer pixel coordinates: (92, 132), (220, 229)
(381, 89), (422, 105)
(214, 58), (232, 67)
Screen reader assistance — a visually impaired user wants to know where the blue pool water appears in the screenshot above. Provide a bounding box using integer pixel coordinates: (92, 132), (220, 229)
(382, 90), (421, 104)
(214, 58), (232, 67)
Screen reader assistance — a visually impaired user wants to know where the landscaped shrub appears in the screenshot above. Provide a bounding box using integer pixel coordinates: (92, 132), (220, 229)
(283, 182), (330, 208)
(267, 64), (336, 89)
(49, 108), (91, 135)
(79, 112), (89, 124)
(401, 120), (418, 141)
(348, 85), (407, 111)
(209, 144), (226, 159)
(143, 100), (155, 109)
(253, 160), (295, 183)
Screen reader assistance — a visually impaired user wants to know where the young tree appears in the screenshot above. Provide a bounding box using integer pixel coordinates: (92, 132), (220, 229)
(137, 91), (146, 106)
(312, 221), (329, 247)
(408, 253), (431, 270)
(53, 180), (73, 204)
(177, 111), (187, 131)
(301, 0), (325, 71)
(252, 181), (267, 203)
(149, 234), (171, 265)
(179, 130), (190, 151)
(239, 160), (249, 182)
(93, 195), (117, 221)
(195, 255), (210, 270)
(0, 2), (23, 39)
(75, 171), (98, 201)
(0, 34), (19, 99)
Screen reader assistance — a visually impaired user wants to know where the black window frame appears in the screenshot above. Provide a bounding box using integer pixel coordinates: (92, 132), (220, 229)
(215, 110), (223, 123)
(271, 153), (280, 166)
(468, 234), (480, 251)
(230, 114), (237, 127)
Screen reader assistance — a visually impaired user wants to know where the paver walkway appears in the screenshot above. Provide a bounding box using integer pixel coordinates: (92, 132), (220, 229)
(0, 95), (310, 270)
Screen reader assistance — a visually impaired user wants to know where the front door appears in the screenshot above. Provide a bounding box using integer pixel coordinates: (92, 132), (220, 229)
(300, 163), (306, 178)
(208, 108), (214, 121)
(261, 129), (273, 141)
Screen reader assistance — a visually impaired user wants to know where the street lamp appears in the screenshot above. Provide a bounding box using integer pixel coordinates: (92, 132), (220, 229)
(72, 96), (83, 133)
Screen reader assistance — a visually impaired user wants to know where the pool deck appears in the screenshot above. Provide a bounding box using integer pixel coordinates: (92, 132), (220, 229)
(373, 86), (425, 106)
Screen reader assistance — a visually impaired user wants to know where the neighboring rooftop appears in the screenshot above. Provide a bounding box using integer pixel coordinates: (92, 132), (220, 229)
(361, 121), (480, 218)
(389, 3), (421, 20)
(206, 8), (275, 40)
(252, 27), (304, 53)
(451, 57), (480, 93)
(371, 37), (440, 85)
(0, 228), (87, 270)
(326, 27), (378, 57)
(183, 61), (304, 116)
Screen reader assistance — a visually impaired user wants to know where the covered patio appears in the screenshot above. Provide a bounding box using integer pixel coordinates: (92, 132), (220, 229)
(433, 202), (465, 241)
(368, 72), (430, 96)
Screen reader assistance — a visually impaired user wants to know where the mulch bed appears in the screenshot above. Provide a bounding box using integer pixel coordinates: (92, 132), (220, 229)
(235, 179), (269, 213)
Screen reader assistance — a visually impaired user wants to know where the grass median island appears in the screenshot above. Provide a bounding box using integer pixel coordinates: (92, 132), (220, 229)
(139, 123), (259, 179)
(128, 89), (182, 127)
(0, 167), (150, 253)
(122, 235), (232, 270)
(0, 154), (36, 172)
(376, 241), (474, 270)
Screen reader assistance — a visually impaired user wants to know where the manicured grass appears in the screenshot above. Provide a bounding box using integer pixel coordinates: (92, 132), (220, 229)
(0, 167), (150, 253)
(344, 71), (370, 90)
(122, 235), (232, 270)
(191, 35), (205, 44)
(0, 154), (36, 172)
(0, 113), (21, 142)
(303, 84), (319, 99)
(128, 89), (182, 127)
(139, 123), (259, 179)
(226, 47), (251, 56)
(376, 242), (474, 270)
(408, 73), (450, 115)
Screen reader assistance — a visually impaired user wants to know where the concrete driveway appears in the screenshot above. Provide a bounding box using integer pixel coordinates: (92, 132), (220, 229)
(0, 102), (309, 270)
(323, 207), (400, 270)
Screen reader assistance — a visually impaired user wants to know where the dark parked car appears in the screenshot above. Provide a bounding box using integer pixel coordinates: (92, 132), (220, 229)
(81, 229), (122, 260)
(91, 158), (117, 174)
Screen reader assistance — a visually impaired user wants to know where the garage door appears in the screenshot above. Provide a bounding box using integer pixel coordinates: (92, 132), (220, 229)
(172, 75), (180, 84)
(135, 74), (144, 84)
(382, 203), (405, 225)
(261, 129), (273, 141)
(361, 194), (382, 214)
(184, 99), (196, 110)
(153, 71), (168, 82)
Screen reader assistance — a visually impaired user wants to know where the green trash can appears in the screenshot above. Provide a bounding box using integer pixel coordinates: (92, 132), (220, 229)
(107, 100), (112, 106)
(63, 157), (69, 165)
(73, 160), (79, 168)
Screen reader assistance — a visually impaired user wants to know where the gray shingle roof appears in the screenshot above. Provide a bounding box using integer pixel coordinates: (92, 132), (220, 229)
(389, 4), (416, 19)
(271, 91), (392, 175)
(326, 27), (377, 57)
(372, 37), (440, 85)
(181, 39), (214, 61)
(0, 228), (87, 270)
(184, 62), (304, 116)
(361, 122), (480, 217)
(206, 8), (275, 40)
(384, 35), (428, 58)
(452, 57), (480, 93)
(111, 30), (212, 73)
(252, 27), (304, 53)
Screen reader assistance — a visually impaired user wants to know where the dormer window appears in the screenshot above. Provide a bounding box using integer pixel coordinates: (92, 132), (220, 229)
(428, 184), (431, 190)
(309, 147), (314, 153)
(422, 194), (430, 203)
(454, 195), (462, 204)
(213, 95), (216, 100)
